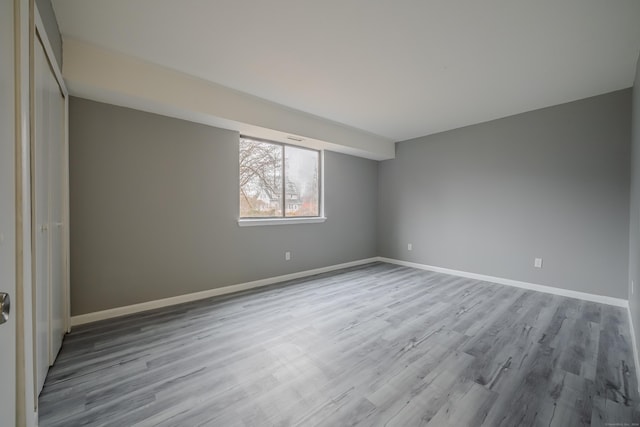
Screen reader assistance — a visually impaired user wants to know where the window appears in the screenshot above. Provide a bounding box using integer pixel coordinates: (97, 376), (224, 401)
(239, 136), (321, 221)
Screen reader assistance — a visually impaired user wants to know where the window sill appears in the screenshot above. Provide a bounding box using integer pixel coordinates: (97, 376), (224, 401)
(237, 217), (327, 227)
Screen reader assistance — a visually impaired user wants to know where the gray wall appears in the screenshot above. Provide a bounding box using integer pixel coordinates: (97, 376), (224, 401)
(69, 97), (378, 315)
(36, 0), (62, 67)
(629, 54), (640, 359)
(378, 90), (631, 299)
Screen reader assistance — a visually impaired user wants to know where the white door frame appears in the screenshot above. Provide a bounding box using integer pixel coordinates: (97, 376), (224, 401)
(1, 0), (18, 424)
(11, 0), (70, 424)
(15, 0), (38, 425)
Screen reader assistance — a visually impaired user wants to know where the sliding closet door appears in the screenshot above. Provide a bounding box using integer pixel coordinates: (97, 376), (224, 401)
(34, 33), (66, 394)
(34, 35), (50, 394)
(48, 59), (65, 362)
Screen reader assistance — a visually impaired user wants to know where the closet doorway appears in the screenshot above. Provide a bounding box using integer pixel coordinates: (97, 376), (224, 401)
(33, 20), (69, 395)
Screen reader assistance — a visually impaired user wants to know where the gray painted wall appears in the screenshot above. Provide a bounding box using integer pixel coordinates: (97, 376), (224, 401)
(69, 97), (378, 315)
(71, 88), (632, 315)
(36, 0), (62, 68)
(378, 90), (631, 299)
(629, 55), (640, 359)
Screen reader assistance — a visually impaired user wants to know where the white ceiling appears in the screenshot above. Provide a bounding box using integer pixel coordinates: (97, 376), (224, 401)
(52, 0), (640, 142)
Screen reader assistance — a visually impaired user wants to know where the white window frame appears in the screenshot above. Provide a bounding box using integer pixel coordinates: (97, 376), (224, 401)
(238, 137), (326, 227)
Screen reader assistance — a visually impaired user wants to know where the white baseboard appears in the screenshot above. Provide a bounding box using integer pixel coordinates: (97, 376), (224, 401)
(72, 255), (630, 328)
(627, 306), (640, 394)
(378, 257), (629, 308)
(70, 257), (379, 327)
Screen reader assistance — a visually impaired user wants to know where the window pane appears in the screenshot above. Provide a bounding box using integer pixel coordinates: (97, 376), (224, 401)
(239, 138), (283, 217)
(284, 146), (319, 217)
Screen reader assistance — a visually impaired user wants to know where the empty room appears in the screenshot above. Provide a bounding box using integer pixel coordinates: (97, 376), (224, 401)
(3, 0), (640, 426)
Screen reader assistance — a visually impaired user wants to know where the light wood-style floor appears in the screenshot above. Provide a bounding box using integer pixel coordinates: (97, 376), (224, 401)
(39, 262), (639, 426)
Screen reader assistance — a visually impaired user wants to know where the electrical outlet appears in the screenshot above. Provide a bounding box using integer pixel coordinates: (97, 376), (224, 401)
(534, 258), (543, 268)
(407, 243), (412, 251)
(285, 251), (291, 261)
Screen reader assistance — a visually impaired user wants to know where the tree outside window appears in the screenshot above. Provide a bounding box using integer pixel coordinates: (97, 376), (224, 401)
(239, 137), (320, 218)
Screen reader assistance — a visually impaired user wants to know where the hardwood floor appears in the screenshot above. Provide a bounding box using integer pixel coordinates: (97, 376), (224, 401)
(39, 262), (640, 426)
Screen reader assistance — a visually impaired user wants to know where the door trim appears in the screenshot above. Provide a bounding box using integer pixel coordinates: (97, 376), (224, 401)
(16, 0), (37, 424)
